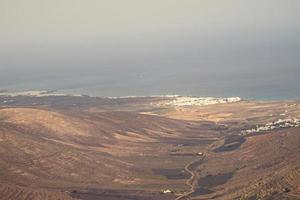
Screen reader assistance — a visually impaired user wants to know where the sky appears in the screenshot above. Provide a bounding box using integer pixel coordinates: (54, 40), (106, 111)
(0, 0), (299, 98)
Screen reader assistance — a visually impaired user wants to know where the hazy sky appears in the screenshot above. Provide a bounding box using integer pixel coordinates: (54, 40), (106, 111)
(0, 0), (299, 97)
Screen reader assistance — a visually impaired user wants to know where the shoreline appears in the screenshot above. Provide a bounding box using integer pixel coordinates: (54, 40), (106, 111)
(0, 89), (299, 102)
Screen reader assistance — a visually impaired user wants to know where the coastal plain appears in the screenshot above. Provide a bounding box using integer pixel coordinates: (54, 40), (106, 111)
(0, 93), (299, 200)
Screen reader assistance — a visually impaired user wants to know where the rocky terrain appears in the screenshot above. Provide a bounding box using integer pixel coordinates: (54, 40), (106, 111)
(0, 92), (299, 200)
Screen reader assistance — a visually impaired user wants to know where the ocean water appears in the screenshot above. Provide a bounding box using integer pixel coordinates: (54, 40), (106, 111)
(1, 67), (299, 101)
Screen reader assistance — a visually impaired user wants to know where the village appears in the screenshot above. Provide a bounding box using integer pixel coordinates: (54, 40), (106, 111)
(161, 96), (241, 106)
(240, 118), (300, 136)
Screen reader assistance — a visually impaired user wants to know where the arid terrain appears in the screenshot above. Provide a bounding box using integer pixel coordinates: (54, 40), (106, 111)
(0, 93), (299, 200)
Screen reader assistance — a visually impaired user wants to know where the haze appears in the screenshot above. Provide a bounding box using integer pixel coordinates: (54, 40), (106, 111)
(0, 0), (299, 99)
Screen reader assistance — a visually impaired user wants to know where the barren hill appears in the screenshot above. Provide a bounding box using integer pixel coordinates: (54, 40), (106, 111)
(0, 96), (299, 199)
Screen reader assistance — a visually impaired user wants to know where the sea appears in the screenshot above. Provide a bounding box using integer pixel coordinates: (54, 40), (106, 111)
(1, 67), (299, 101)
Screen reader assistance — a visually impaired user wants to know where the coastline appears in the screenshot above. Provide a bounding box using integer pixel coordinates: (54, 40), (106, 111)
(0, 89), (299, 103)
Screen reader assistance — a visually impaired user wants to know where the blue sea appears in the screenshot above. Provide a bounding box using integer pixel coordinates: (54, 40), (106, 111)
(1, 66), (299, 101)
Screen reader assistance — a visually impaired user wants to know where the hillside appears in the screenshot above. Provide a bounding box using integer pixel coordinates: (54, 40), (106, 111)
(0, 95), (299, 199)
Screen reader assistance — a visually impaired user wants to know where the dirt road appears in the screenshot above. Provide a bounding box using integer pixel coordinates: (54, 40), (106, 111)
(175, 155), (205, 200)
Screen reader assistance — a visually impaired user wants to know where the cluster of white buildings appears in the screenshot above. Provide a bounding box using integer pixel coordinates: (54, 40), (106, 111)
(162, 96), (241, 106)
(240, 118), (300, 136)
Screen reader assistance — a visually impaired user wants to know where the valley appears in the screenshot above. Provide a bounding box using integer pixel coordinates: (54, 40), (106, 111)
(0, 94), (299, 200)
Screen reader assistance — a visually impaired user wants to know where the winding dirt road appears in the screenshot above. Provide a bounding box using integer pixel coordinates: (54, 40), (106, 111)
(175, 155), (206, 200)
